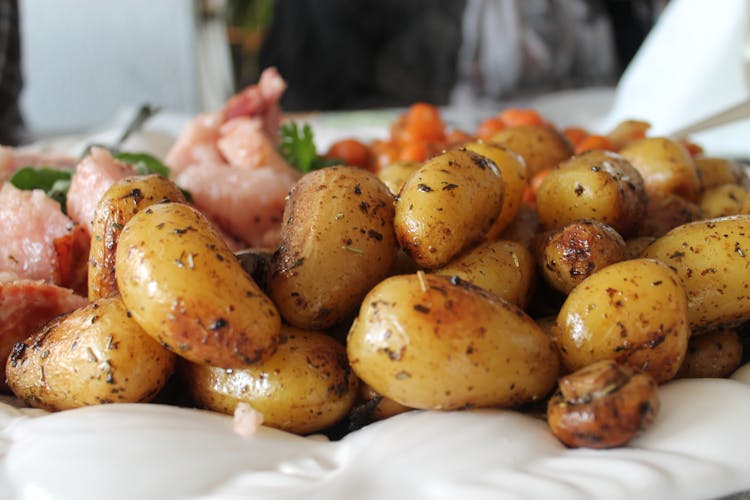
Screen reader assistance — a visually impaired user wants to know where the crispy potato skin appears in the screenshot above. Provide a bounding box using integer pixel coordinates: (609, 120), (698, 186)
(641, 215), (750, 332)
(490, 125), (572, 177)
(695, 156), (746, 191)
(554, 258), (689, 383)
(463, 142), (528, 238)
(676, 327), (743, 378)
(536, 219), (627, 294)
(115, 202), (280, 368)
(6, 297), (175, 411)
(619, 137), (700, 202)
(377, 160), (419, 195)
(633, 192), (703, 238)
(268, 166), (397, 330)
(395, 149), (504, 269)
(699, 184), (750, 218)
(547, 360), (659, 449)
(535, 150), (647, 237)
(347, 274), (559, 410)
(433, 239), (536, 308)
(181, 327), (359, 435)
(89, 174), (187, 301)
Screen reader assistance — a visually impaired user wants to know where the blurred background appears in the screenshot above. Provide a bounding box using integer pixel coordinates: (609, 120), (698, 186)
(1, 0), (668, 144)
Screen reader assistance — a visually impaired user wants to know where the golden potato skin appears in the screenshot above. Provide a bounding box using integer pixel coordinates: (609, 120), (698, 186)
(463, 142), (527, 238)
(181, 327), (358, 435)
(89, 174), (187, 301)
(676, 327), (743, 379)
(433, 239), (536, 308)
(536, 219), (627, 295)
(269, 166), (397, 329)
(395, 149), (504, 269)
(641, 215), (750, 332)
(619, 137), (700, 202)
(116, 202), (280, 368)
(699, 184), (750, 218)
(6, 297), (175, 411)
(695, 156), (746, 191)
(347, 273), (560, 410)
(633, 192), (703, 238)
(554, 258), (689, 383)
(490, 125), (572, 177)
(377, 160), (419, 195)
(535, 150), (647, 237)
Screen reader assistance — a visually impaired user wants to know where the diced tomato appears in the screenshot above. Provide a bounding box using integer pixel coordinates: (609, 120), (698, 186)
(563, 126), (589, 148)
(477, 117), (505, 142)
(499, 108), (546, 128)
(325, 138), (372, 169)
(523, 168), (553, 205)
(574, 134), (616, 155)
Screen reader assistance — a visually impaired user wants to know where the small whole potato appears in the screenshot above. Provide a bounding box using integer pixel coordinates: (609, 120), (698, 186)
(377, 160), (420, 195)
(536, 219), (627, 294)
(676, 327), (743, 379)
(116, 202), (281, 368)
(181, 327), (359, 435)
(463, 142), (527, 238)
(699, 184), (750, 218)
(269, 166), (397, 329)
(535, 150), (648, 237)
(554, 258), (689, 383)
(6, 296), (175, 411)
(619, 137), (700, 202)
(347, 273), (560, 410)
(633, 191), (703, 238)
(395, 148), (504, 268)
(433, 239), (536, 308)
(490, 125), (572, 177)
(695, 156), (746, 191)
(641, 215), (750, 332)
(89, 174), (187, 301)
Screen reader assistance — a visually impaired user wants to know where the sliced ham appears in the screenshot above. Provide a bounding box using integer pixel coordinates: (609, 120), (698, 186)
(0, 272), (87, 392)
(66, 147), (137, 233)
(166, 67), (298, 249)
(0, 145), (76, 182)
(0, 183), (90, 294)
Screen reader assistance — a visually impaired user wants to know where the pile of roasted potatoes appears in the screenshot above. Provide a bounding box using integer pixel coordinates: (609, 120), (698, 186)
(7, 117), (750, 449)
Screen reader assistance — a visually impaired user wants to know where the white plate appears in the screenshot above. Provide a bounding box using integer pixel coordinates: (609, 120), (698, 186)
(4, 102), (750, 500)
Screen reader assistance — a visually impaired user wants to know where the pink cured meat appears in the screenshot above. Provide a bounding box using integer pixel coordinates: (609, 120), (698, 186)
(166, 68), (299, 248)
(66, 147), (137, 233)
(0, 272), (87, 392)
(0, 183), (89, 294)
(0, 145), (76, 182)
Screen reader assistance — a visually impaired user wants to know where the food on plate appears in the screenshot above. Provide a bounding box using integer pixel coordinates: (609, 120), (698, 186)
(347, 273), (559, 410)
(6, 296), (175, 411)
(699, 183), (750, 217)
(695, 156), (747, 191)
(88, 174), (187, 301)
(535, 219), (627, 294)
(0, 273), (87, 392)
(633, 191), (704, 237)
(268, 166), (397, 330)
(0, 182), (89, 294)
(376, 160), (419, 195)
(395, 148), (504, 269)
(535, 150), (648, 237)
(547, 359), (659, 449)
(0, 145), (75, 182)
(489, 124), (572, 178)
(181, 326), (358, 434)
(554, 258), (689, 384)
(641, 215), (750, 332)
(676, 327), (744, 379)
(619, 137), (701, 202)
(432, 239), (536, 309)
(115, 202), (281, 368)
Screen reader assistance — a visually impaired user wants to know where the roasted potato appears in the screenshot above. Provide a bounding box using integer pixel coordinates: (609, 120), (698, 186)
(6, 296), (175, 411)
(116, 202), (281, 368)
(433, 239), (536, 308)
(536, 219), (627, 294)
(535, 150), (647, 237)
(347, 273), (559, 410)
(633, 191), (703, 238)
(641, 215), (750, 332)
(490, 125), (572, 177)
(699, 184), (750, 218)
(395, 148), (504, 268)
(498, 202), (541, 249)
(377, 160), (419, 195)
(181, 327), (359, 435)
(695, 156), (746, 191)
(619, 137), (700, 202)
(268, 166), (397, 329)
(554, 258), (689, 383)
(463, 142), (527, 238)
(358, 383), (412, 421)
(88, 174), (187, 301)
(676, 327), (743, 378)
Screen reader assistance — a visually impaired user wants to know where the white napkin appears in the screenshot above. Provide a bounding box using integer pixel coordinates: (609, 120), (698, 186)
(601, 0), (749, 156)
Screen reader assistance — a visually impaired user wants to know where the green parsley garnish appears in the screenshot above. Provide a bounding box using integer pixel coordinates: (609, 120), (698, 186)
(278, 122), (339, 173)
(9, 167), (73, 212)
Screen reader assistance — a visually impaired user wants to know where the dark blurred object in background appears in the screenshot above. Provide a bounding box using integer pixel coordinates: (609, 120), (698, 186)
(0, 0), (23, 145)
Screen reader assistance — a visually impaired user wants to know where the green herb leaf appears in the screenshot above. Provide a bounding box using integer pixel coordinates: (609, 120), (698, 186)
(114, 152), (170, 177)
(9, 167), (74, 212)
(278, 122), (336, 173)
